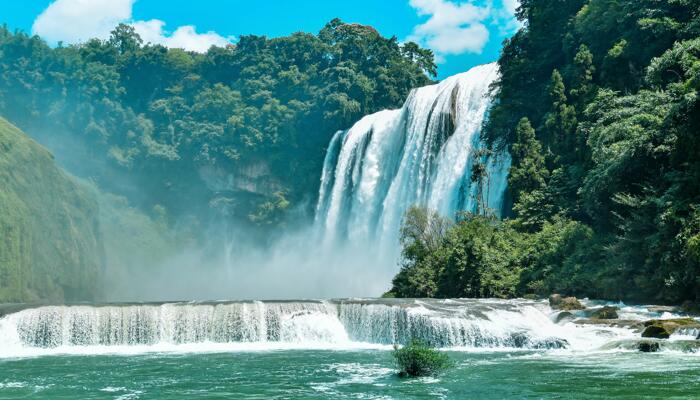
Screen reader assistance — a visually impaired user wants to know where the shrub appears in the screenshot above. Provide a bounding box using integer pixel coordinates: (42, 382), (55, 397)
(392, 340), (453, 377)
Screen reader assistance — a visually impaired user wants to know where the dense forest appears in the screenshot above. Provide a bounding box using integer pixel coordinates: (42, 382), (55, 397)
(0, 19), (435, 238)
(0, 19), (435, 302)
(389, 0), (700, 304)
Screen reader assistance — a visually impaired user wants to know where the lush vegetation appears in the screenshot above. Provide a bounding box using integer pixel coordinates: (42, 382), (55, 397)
(390, 0), (700, 305)
(0, 20), (435, 238)
(392, 339), (453, 377)
(0, 19), (435, 301)
(390, 207), (522, 298)
(0, 118), (102, 302)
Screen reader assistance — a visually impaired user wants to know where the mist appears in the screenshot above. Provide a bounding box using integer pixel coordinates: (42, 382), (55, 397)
(100, 222), (400, 302)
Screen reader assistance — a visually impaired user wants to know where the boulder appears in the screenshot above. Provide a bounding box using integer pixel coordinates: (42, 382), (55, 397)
(641, 318), (700, 339)
(549, 294), (585, 311)
(590, 306), (619, 320)
(637, 340), (661, 353)
(642, 325), (671, 339)
(555, 311), (574, 323)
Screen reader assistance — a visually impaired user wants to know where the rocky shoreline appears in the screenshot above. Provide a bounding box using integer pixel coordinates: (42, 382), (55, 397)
(549, 294), (700, 352)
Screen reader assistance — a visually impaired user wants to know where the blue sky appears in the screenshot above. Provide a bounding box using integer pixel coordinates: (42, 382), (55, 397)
(2, 0), (520, 79)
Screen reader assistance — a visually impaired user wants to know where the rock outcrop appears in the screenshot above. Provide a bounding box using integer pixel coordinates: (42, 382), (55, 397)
(590, 306), (619, 320)
(641, 318), (700, 339)
(549, 294), (585, 311)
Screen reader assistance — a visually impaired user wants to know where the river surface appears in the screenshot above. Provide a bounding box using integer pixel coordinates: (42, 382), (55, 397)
(1, 298), (699, 399)
(2, 350), (700, 399)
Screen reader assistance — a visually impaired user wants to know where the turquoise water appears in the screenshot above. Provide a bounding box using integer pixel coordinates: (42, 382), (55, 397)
(1, 350), (700, 399)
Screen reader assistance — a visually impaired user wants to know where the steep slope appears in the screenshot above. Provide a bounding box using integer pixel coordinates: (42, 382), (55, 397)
(0, 117), (102, 302)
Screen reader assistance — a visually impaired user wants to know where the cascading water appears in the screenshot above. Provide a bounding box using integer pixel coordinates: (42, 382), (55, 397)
(2, 299), (693, 358)
(315, 63), (510, 251)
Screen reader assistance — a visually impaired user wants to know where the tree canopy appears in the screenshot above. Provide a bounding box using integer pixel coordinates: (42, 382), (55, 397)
(0, 20), (436, 238)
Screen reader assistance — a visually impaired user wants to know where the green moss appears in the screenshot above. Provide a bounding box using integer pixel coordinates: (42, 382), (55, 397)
(0, 117), (103, 302)
(641, 318), (700, 339)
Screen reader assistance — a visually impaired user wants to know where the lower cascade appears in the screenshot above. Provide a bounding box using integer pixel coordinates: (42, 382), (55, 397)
(315, 63), (510, 249)
(0, 299), (686, 356)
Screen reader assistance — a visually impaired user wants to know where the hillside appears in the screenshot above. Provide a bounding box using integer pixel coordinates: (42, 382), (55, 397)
(0, 117), (102, 302)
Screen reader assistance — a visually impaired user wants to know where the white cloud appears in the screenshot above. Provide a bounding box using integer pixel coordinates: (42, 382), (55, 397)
(131, 20), (231, 52)
(406, 0), (522, 61)
(32, 0), (134, 44)
(32, 0), (232, 52)
(407, 0), (491, 59)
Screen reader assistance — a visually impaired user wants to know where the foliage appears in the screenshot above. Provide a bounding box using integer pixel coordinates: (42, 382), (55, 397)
(392, 339), (453, 377)
(508, 117), (547, 209)
(0, 20), (435, 235)
(0, 118), (102, 302)
(390, 207), (523, 299)
(479, 0), (700, 304)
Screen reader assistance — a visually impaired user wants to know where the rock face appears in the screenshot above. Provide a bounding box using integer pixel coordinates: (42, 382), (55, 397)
(641, 318), (700, 339)
(590, 306), (619, 320)
(549, 294), (585, 311)
(0, 118), (103, 302)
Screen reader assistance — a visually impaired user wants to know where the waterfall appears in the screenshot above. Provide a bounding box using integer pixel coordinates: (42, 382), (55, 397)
(315, 63), (510, 250)
(3, 298), (674, 357)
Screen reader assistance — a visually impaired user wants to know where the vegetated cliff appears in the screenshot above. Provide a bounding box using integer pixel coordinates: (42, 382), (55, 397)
(0, 117), (103, 302)
(391, 1), (700, 304)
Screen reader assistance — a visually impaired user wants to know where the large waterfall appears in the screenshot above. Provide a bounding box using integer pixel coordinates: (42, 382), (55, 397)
(315, 63), (510, 250)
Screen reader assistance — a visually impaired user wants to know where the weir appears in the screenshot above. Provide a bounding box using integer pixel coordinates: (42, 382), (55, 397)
(0, 298), (645, 355)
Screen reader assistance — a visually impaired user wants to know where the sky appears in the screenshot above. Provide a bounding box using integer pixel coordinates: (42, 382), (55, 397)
(1, 0), (521, 79)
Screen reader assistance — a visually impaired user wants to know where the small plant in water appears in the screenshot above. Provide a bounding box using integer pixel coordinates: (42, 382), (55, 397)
(392, 339), (453, 377)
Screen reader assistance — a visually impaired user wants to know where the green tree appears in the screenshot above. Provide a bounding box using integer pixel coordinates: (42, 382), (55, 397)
(543, 70), (578, 164)
(569, 44), (596, 108)
(508, 117), (547, 204)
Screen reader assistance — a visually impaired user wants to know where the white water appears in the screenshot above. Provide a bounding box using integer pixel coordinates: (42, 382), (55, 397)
(1, 299), (694, 358)
(315, 63), (510, 254)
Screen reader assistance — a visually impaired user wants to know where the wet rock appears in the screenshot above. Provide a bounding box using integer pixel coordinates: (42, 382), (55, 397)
(637, 340), (660, 353)
(641, 318), (700, 339)
(642, 324), (672, 339)
(534, 338), (569, 350)
(549, 294), (585, 311)
(509, 332), (569, 349)
(603, 339), (700, 353)
(555, 311), (574, 323)
(590, 306), (619, 320)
